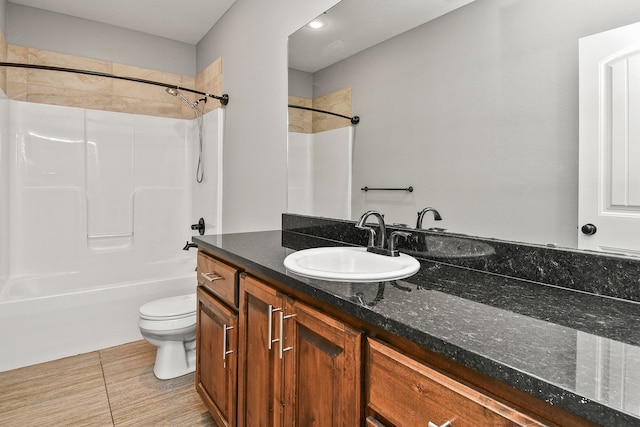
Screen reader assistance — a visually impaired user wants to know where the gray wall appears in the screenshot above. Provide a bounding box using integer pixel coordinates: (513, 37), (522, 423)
(312, 0), (640, 248)
(288, 68), (313, 99)
(196, 0), (339, 233)
(6, 3), (196, 76)
(0, 0), (6, 33)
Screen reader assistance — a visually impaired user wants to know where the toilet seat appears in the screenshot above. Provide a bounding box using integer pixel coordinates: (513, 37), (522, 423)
(139, 316), (196, 332)
(139, 294), (196, 321)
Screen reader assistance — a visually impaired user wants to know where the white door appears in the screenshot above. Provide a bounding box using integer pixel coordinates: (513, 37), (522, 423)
(579, 22), (640, 255)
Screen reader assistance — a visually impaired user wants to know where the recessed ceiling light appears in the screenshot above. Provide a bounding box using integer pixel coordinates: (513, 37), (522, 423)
(308, 19), (327, 29)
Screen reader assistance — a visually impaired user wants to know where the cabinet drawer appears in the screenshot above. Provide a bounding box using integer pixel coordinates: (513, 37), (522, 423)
(197, 251), (239, 308)
(366, 339), (547, 427)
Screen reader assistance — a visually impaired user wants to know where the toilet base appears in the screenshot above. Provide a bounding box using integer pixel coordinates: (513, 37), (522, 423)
(153, 340), (196, 380)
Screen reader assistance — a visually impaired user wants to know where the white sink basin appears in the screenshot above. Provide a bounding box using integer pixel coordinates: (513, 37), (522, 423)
(284, 247), (420, 283)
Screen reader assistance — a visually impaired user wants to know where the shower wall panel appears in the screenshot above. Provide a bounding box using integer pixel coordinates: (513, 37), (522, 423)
(0, 96), (8, 292)
(86, 111), (135, 245)
(311, 127), (352, 219)
(9, 102), (86, 277)
(191, 109), (223, 235)
(287, 126), (351, 219)
(287, 132), (313, 215)
(6, 101), (196, 294)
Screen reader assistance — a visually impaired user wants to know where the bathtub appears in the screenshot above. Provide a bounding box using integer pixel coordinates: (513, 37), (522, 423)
(0, 102), (223, 372)
(0, 264), (197, 372)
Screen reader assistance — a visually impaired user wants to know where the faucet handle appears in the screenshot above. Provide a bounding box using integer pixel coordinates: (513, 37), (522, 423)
(388, 231), (412, 256)
(356, 225), (377, 247)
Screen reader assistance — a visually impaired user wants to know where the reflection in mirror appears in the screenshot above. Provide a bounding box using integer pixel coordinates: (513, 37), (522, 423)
(287, 0), (640, 254)
(576, 332), (640, 415)
(287, 75), (357, 220)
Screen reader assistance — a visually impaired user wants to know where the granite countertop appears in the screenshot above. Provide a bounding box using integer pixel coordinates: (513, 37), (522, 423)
(194, 230), (640, 426)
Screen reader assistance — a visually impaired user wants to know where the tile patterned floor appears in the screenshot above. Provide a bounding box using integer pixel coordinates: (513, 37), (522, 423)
(0, 340), (216, 426)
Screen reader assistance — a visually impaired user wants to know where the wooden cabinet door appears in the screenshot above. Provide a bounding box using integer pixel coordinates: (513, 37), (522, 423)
(237, 275), (285, 427)
(367, 338), (547, 427)
(283, 300), (363, 426)
(196, 287), (238, 427)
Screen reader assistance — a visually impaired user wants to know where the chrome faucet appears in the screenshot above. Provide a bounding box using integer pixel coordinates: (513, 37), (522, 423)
(416, 207), (442, 229)
(356, 210), (387, 249)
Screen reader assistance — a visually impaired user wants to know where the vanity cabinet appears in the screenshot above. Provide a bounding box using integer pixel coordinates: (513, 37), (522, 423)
(195, 247), (592, 427)
(365, 338), (548, 427)
(237, 274), (363, 426)
(196, 251), (240, 427)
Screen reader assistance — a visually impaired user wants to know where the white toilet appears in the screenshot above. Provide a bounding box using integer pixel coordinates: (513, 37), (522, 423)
(138, 293), (197, 380)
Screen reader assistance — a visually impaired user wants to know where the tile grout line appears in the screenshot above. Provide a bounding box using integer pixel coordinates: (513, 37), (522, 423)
(98, 351), (116, 427)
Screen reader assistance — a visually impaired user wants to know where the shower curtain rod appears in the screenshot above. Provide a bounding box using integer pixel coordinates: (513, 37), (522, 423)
(0, 62), (229, 105)
(288, 104), (359, 125)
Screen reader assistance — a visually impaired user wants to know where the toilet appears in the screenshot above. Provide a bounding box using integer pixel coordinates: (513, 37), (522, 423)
(138, 293), (197, 380)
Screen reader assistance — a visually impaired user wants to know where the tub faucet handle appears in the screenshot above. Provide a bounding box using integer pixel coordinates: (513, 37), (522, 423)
(191, 218), (205, 235)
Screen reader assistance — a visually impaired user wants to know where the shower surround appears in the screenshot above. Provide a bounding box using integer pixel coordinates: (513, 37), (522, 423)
(0, 100), (222, 371)
(287, 126), (352, 219)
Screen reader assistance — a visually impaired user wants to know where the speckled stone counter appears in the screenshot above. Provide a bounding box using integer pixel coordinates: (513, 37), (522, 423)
(193, 229), (640, 426)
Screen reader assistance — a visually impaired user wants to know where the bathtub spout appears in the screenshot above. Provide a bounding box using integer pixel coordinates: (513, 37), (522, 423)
(183, 241), (197, 251)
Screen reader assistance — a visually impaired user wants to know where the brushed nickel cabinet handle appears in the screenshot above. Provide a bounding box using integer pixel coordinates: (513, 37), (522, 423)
(279, 311), (297, 359)
(267, 305), (282, 350)
(201, 272), (223, 282)
(222, 324), (234, 368)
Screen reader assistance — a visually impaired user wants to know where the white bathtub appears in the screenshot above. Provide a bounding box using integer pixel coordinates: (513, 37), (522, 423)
(0, 268), (197, 372)
(0, 102), (223, 372)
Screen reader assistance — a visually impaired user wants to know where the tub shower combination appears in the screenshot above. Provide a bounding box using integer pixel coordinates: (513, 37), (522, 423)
(0, 86), (224, 371)
(287, 104), (359, 220)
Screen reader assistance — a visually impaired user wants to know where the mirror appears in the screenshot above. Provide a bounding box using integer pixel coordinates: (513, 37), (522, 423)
(287, 0), (640, 253)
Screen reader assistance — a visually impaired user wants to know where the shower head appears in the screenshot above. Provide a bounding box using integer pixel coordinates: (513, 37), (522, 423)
(165, 87), (201, 113)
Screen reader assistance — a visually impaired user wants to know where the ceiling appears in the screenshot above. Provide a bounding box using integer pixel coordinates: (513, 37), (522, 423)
(8, 0), (237, 44)
(8, 0), (474, 71)
(288, 0), (475, 73)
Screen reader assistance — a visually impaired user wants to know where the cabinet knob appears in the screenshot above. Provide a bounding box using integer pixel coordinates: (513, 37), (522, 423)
(428, 421), (452, 427)
(581, 223), (597, 235)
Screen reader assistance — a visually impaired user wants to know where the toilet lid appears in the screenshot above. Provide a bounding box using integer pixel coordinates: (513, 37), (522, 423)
(139, 294), (196, 321)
